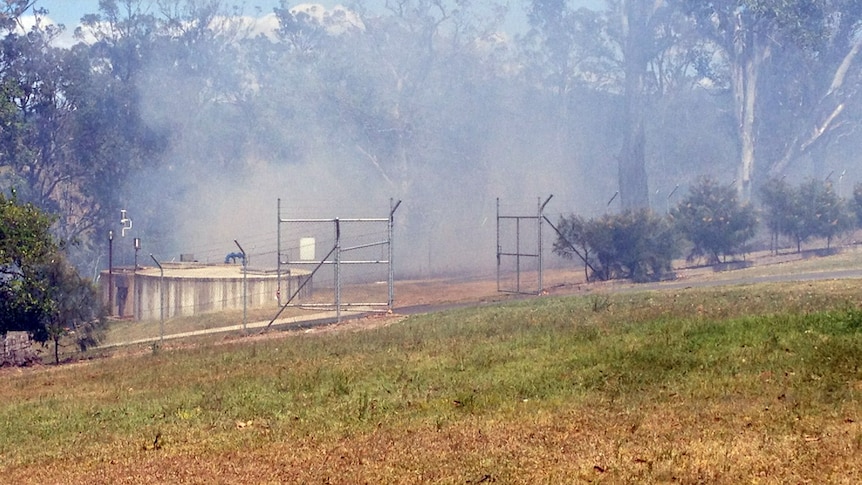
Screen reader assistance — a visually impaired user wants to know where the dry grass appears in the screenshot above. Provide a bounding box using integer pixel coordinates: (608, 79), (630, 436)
(4, 252), (862, 483)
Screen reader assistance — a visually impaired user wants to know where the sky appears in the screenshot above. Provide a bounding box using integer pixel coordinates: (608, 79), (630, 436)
(32, 0), (604, 47)
(36, 1), (284, 26)
(32, 1), (286, 46)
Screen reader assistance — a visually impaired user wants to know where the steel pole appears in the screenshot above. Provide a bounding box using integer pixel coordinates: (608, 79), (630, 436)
(538, 195), (553, 295)
(276, 198), (282, 306)
(234, 239), (247, 333)
(388, 199), (401, 312)
(108, 231), (113, 316)
(335, 219), (341, 323)
(150, 254), (164, 344)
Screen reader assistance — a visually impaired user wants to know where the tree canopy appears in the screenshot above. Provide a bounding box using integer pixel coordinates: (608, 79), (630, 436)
(0, 192), (58, 341)
(1, 0), (861, 279)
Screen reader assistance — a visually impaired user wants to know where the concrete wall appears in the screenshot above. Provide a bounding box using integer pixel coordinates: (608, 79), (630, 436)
(134, 273), (312, 321)
(101, 267), (310, 321)
(100, 269), (137, 318)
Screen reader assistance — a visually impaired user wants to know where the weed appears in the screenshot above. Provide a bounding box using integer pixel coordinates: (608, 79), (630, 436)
(590, 294), (612, 312)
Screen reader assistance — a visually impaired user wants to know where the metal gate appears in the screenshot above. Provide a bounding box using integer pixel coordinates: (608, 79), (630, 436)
(496, 196), (552, 295)
(270, 199), (401, 324)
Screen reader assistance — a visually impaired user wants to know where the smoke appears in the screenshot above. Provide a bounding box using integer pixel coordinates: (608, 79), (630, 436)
(115, 3), (626, 280)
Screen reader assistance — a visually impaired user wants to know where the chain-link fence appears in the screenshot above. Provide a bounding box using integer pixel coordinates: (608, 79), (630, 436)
(96, 200), (400, 348)
(272, 199), (401, 323)
(496, 196), (552, 295)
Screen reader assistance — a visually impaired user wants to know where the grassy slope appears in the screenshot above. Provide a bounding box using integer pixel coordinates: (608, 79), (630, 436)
(1, 281), (862, 483)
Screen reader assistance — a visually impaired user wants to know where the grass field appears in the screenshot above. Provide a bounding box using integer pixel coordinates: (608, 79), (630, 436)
(2, 276), (862, 482)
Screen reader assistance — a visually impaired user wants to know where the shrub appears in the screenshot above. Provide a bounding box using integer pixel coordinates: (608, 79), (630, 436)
(670, 177), (757, 264)
(554, 209), (679, 282)
(760, 178), (854, 252)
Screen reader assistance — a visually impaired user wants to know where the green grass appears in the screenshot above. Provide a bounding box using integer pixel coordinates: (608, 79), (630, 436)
(2, 281), (862, 483)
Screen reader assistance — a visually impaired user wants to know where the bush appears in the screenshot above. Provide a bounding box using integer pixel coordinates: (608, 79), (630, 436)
(0, 192), (104, 363)
(670, 177), (757, 264)
(554, 209), (679, 282)
(760, 178), (854, 252)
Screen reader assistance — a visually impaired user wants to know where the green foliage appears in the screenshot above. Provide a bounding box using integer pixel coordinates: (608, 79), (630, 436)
(759, 177), (854, 252)
(0, 192), (58, 341)
(42, 256), (106, 363)
(671, 177), (757, 264)
(0, 193), (103, 355)
(554, 209), (679, 282)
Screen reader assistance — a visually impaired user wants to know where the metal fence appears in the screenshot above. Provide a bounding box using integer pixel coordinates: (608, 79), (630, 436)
(273, 199), (401, 323)
(496, 196), (553, 295)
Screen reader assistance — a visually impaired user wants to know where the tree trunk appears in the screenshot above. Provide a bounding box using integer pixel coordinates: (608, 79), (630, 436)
(731, 28), (769, 202)
(617, 0), (653, 210)
(618, 113), (649, 210)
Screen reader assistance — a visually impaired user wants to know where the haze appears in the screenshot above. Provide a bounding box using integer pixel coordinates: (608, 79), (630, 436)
(6, 0), (861, 279)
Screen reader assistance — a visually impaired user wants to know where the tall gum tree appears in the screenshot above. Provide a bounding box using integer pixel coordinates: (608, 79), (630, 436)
(525, 0), (618, 206)
(679, 0), (771, 201)
(615, 0), (668, 209)
(767, 1), (862, 177)
(681, 0), (862, 199)
(527, 0), (676, 210)
(0, 14), (111, 254)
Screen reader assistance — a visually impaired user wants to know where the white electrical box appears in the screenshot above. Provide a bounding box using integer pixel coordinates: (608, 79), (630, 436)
(299, 237), (315, 261)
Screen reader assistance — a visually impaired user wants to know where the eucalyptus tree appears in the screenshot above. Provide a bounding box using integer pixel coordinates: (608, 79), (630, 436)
(330, 0), (467, 193)
(0, 14), (112, 258)
(0, 4), (110, 270)
(268, 0), (507, 194)
(525, 0), (687, 210)
(523, 0), (618, 204)
(145, 0), (255, 171)
(679, 0), (862, 199)
(766, 1), (862, 178)
(264, 0), (514, 274)
(0, 192), (104, 360)
(64, 1), (172, 266)
(77, 0), (253, 256)
(0, 192), (58, 341)
(612, 0), (678, 209)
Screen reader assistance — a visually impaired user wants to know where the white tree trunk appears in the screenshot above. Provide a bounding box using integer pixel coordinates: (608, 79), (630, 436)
(730, 16), (769, 202)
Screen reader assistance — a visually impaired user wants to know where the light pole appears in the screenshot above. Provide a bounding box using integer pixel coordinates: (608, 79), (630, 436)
(134, 238), (141, 272)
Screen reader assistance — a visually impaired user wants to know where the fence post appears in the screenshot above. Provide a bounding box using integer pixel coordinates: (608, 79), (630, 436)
(335, 218), (341, 323)
(538, 195), (553, 294)
(150, 254), (164, 344)
(388, 198), (401, 312)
